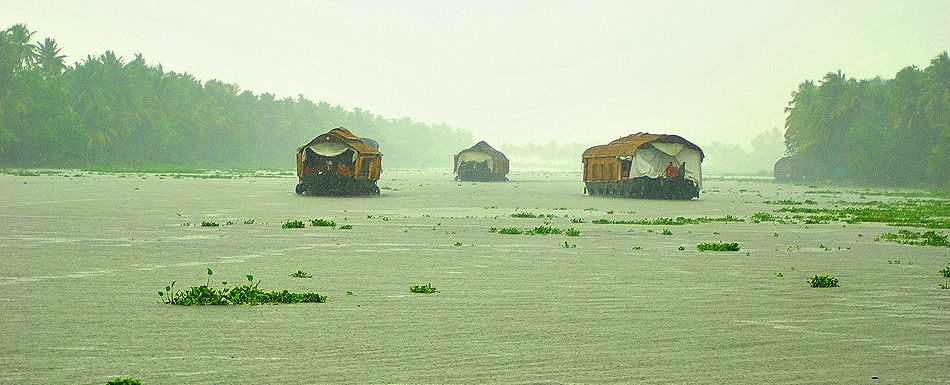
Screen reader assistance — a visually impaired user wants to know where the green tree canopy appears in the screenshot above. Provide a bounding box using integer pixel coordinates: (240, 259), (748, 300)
(0, 24), (473, 169)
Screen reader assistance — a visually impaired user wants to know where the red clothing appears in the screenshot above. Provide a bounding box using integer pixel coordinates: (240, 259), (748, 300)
(665, 163), (676, 177)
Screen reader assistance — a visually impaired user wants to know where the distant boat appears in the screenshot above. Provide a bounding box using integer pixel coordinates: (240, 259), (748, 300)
(582, 132), (703, 200)
(295, 127), (382, 196)
(454, 141), (509, 182)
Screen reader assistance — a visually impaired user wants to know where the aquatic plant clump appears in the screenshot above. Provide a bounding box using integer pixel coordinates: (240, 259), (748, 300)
(409, 283), (438, 293)
(566, 228), (581, 237)
(309, 218), (337, 227)
(106, 378), (142, 385)
(778, 200), (950, 229)
(527, 223), (562, 235)
(159, 269), (325, 305)
(510, 212), (554, 219)
(289, 270), (313, 278)
(282, 220), (306, 229)
(592, 215), (744, 225)
(696, 242), (741, 251)
(807, 275), (839, 288)
(940, 263), (950, 278)
(878, 229), (950, 247)
(497, 227), (522, 235)
(200, 221), (219, 227)
(750, 212), (778, 222)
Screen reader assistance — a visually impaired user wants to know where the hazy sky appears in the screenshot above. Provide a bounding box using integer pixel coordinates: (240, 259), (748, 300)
(2, 0), (948, 147)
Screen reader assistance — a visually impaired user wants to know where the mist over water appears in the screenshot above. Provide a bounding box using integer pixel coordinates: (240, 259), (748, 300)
(1, 3), (949, 384)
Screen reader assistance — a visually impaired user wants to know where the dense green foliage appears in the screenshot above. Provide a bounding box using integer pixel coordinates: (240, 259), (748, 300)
(696, 242), (741, 251)
(282, 220), (306, 229)
(593, 215), (744, 225)
(106, 378), (141, 385)
(878, 229), (950, 247)
(807, 275), (839, 288)
(784, 52), (950, 187)
(777, 200), (950, 229)
(0, 24), (471, 169)
(409, 283), (438, 293)
(159, 269), (325, 305)
(309, 218), (336, 228)
(289, 270), (313, 278)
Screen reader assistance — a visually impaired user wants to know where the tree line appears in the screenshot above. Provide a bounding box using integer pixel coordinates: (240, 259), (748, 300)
(0, 24), (473, 170)
(783, 52), (949, 187)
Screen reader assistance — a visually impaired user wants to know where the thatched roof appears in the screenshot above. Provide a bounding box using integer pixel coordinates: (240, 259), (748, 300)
(456, 141), (507, 160)
(297, 127), (381, 156)
(582, 132), (704, 159)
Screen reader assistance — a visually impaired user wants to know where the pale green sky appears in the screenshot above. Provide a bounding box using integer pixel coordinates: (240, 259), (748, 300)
(2, 0), (948, 147)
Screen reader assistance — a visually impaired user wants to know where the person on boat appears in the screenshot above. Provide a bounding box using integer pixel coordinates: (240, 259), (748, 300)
(665, 162), (677, 178)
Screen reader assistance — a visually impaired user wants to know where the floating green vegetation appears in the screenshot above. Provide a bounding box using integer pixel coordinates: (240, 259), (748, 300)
(765, 199), (817, 205)
(940, 282), (950, 289)
(571, 218), (586, 223)
(453, 241), (463, 246)
(106, 378), (142, 385)
(492, 224), (563, 235)
(289, 270), (313, 278)
(510, 212), (555, 219)
(887, 259), (902, 265)
(409, 283), (438, 293)
(774, 272), (784, 277)
(750, 212), (777, 222)
(339, 224), (353, 230)
(159, 268), (325, 305)
(562, 241), (576, 248)
(696, 242), (741, 251)
(200, 221), (219, 227)
(497, 227), (522, 235)
(527, 223), (562, 235)
(593, 215), (744, 225)
(632, 246), (642, 250)
(939, 263), (950, 277)
(804, 190), (842, 195)
(243, 219), (255, 224)
(778, 200), (950, 229)
(877, 229), (950, 247)
(677, 246), (686, 250)
(282, 220), (305, 229)
(807, 275), (839, 288)
(566, 228), (581, 237)
(309, 218), (336, 227)
(661, 229), (673, 236)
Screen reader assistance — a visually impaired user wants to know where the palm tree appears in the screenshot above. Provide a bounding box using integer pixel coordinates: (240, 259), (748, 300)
(4, 24), (37, 69)
(32, 37), (66, 78)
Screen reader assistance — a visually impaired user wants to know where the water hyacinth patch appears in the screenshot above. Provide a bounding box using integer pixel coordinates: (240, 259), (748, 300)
(282, 220), (305, 229)
(807, 275), (839, 288)
(289, 270), (313, 278)
(159, 268), (325, 305)
(877, 229), (950, 247)
(106, 378), (142, 385)
(409, 283), (438, 293)
(696, 242), (741, 251)
(309, 218), (336, 227)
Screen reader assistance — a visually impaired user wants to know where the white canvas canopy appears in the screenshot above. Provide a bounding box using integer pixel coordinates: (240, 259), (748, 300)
(305, 141), (357, 163)
(456, 150), (494, 169)
(619, 142), (703, 187)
